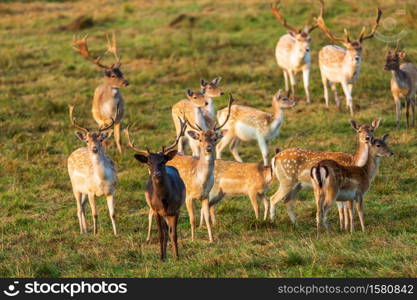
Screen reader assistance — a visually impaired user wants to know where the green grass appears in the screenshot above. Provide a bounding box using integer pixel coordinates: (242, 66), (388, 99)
(1, 0), (417, 277)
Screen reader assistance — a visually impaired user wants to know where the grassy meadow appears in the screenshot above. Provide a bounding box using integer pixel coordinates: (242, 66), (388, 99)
(0, 0), (417, 277)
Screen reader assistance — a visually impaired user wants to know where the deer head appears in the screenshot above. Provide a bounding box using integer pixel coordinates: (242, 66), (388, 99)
(68, 105), (114, 154)
(271, 0), (321, 55)
(350, 119), (380, 144)
(186, 94), (234, 155)
(186, 88), (208, 107)
(73, 32), (129, 88)
(125, 119), (187, 179)
(369, 135), (394, 157)
(384, 41), (406, 71)
(200, 77), (224, 98)
(272, 89), (296, 110)
(316, 0), (382, 62)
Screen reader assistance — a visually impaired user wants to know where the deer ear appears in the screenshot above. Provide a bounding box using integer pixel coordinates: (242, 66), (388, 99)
(187, 130), (199, 140)
(75, 131), (86, 142)
(104, 69), (112, 77)
(134, 154), (148, 164)
(218, 129), (228, 139)
(350, 120), (359, 131)
(99, 131), (112, 141)
(372, 119), (381, 129)
(200, 79), (207, 88)
(382, 134), (389, 142)
(186, 89), (193, 98)
(212, 77), (222, 85)
(398, 51), (406, 59)
(164, 150), (178, 162)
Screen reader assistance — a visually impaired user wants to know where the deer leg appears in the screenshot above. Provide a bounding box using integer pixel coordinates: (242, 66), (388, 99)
(216, 131), (234, 160)
(341, 81), (354, 116)
(146, 208), (153, 243)
(201, 199), (213, 242)
(406, 98), (410, 128)
(314, 187), (322, 237)
(229, 138), (243, 163)
(336, 202), (344, 231)
(87, 193), (98, 234)
(256, 136), (269, 166)
(283, 70), (289, 93)
(73, 191), (84, 234)
(321, 74), (329, 107)
(199, 207), (204, 228)
(302, 66), (311, 103)
(185, 197), (196, 241)
(155, 215), (166, 261)
(410, 96), (415, 127)
(393, 96), (401, 129)
(288, 71), (296, 100)
(114, 122), (122, 153)
(166, 215), (179, 259)
(355, 198), (365, 232)
(207, 188), (224, 226)
(81, 194), (88, 233)
(209, 205), (217, 226)
(347, 201), (354, 233)
(269, 182), (297, 221)
(248, 189), (260, 219)
(330, 82), (340, 108)
(106, 195), (117, 236)
(262, 193), (269, 221)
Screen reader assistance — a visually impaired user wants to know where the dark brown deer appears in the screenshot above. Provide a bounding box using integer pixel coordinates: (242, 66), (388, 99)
(73, 33), (129, 153)
(124, 120), (187, 261)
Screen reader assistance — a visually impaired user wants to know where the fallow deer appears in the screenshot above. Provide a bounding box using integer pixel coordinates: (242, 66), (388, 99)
(216, 90), (295, 166)
(270, 119), (380, 223)
(316, 1), (382, 115)
(272, 1), (321, 103)
(67, 105), (117, 235)
(311, 135), (393, 234)
(73, 33), (129, 153)
(384, 42), (417, 129)
(152, 95), (233, 243)
(124, 120), (187, 261)
(198, 160), (273, 228)
(172, 78), (224, 156)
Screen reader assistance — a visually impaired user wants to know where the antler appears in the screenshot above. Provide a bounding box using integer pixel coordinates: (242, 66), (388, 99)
(124, 127), (150, 154)
(73, 35), (112, 69)
(315, 0), (347, 43)
(271, 1), (299, 33)
(359, 8), (382, 42)
(162, 118), (187, 153)
(185, 118), (203, 132)
(106, 31), (121, 68)
(307, 0), (325, 33)
(68, 105), (89, 133)
(214, 93), (235, 131)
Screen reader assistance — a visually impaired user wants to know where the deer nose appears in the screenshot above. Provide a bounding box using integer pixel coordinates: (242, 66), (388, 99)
(306, 48), (310, 52)
(153, 170), (162, 177)
(205, 102), (208, 106)
(206, 146), (213, 153)
(355, 56), (360, 61)
(365, 136), (370, 141)
(389, 151), (394, 157)
(123, 80), (129, 87)
(92, 146), (99, 153)
(220, 91), (224, 96)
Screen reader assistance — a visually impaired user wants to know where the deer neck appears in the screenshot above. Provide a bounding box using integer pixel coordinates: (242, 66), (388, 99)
(270, 104), (284, 132)
(90, 151), (111, 180)
(205, 96), (215, 115)
(196, 149), (215, 183)
(344, 50), (361, 78)
(392, 69), (408, 88)
(353, 142), (369, 167)
(363, 150), (380, 183)
(194, 107), (208, 130)
(150, 172), (170, 203)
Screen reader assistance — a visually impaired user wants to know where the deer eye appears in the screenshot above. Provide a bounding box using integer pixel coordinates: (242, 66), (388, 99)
(111, 74), (116, 78)
(376, 144), (381, 147)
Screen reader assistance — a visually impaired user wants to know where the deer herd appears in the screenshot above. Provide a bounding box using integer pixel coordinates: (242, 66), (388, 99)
(65, 1), (415, 261)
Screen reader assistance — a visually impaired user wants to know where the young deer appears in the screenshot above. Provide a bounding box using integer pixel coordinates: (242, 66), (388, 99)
(125, 120), (187, 261)
(216, 90), (295, 166)
(163, 95), (233, 242)
(199, 160), (273, 227)
(384, 43), (417, 129)
(73, 33), (129, 153)
(172, 78), (224, 156)
(270, 119), (380, 223)
(67, 105), (117, 235)
(316, 1), (382, 115)
(272, 1), (321, 103)
(311, 135), (393, 234)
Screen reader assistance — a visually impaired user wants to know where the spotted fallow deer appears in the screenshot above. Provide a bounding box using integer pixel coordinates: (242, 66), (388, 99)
(124, 120), (186, 261)
(73, 33), (129, 153)
(311, 135), (393, 235)
(198, 160), (273, 228)
(269, 119), (381, 223)
(316, 1), (382, 115)
(67, 105), (117, 236)
(172, 78), (224, 156)
(272, 1), (321, 103)
(145, 95), (233, 243)
(384, 42), (417, 129)
(216, 90), (295, 166)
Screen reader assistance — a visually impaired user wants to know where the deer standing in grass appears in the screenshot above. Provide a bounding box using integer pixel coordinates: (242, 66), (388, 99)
(270, 119), (380, 223)
(172, 78), (224, 156)
(272, 1), (321, 103)
(73, 33), (129, 153)
(216, 90), (295, 166)
(125, 121), (186, 261)
(67, 105), (117, 235)
(316, 1), (382, 115)
(311, 135), (393, 234)
(384, 43), (417, 129)
(199, 160), (273, 228)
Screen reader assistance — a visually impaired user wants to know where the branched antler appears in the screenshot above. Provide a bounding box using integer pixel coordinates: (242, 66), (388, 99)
(315, 0), (347, 43)
(359, 8), (382, 42)
(68, 105), (89, 133)
(124, 127), (150, 154)
(214, 93), (235, 131)
(163, 118), (187, 153)
(271, 1), (299, 33)
(106, 31), (121, 68)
